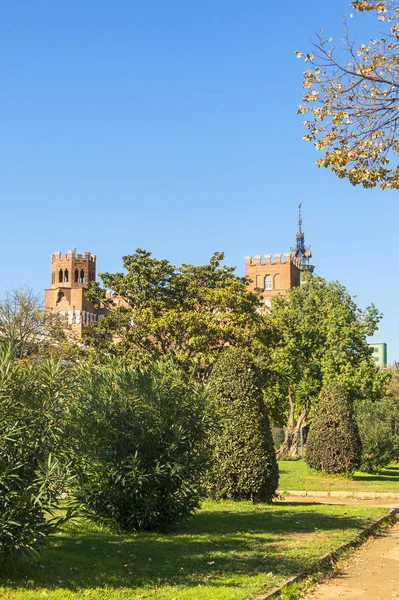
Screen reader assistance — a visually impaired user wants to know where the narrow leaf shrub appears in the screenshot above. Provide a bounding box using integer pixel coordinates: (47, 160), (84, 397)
(306, 383), (361, 474)
(205, 348), (278, 502)
(356, 397), (399, 473)
(71, 359), (207, 532)
(0, 344), (72, 563)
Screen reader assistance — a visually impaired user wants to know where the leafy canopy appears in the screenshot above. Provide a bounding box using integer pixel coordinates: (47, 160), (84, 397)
(86, 249), (264, 376)
(297, 0), (399, 189)
(263, 273), (389, 427)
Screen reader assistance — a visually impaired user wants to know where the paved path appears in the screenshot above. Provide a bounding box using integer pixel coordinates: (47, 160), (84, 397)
(302, 521), (399, 599)
(278, 495), (399, 508)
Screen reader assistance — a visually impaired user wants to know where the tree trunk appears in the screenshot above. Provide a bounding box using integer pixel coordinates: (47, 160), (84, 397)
(276, 387), (308, 458)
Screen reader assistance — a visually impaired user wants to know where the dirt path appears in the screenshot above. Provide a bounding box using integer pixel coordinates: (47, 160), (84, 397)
(302, 521), (399, 599)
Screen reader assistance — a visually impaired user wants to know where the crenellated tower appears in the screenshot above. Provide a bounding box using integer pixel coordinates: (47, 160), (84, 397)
(45, 249), (105, 337)
(245, 204), (314, 307)
(50, 249), (97, 288)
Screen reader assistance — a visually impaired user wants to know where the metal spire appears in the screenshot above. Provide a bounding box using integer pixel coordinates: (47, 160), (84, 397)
(296, 202), (305, 250)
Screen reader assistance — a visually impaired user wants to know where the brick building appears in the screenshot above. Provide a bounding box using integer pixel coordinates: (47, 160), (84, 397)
(45, 208), (313, 337)
(44, 249), (106, 338)
(245, 204), (314, 307)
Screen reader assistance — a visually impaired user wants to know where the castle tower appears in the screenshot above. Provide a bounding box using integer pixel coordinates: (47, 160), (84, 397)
(49, 249), (96, 289)
(245, 205), (314, 307)
(44, 249), (105, 337)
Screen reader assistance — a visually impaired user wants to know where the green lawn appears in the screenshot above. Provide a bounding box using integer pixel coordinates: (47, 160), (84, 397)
(278, 460), (399, 492)
(0, 501), (387, 600)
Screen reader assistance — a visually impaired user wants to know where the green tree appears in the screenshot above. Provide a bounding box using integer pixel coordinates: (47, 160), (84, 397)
(85, 249), (265, 378)
(206, 348), (278, 502)
(297, 0), (399, 189)
(262, 274), (389, 456)
(356, 396), (399, 472)
(306, 383), (362, 474)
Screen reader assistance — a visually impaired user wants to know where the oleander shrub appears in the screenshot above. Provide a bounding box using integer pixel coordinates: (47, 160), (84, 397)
(0, 344), (73, 563)
(306, 383), (361, 474)
(205, 348), (278, 502)
(356, 397), (399, 473)
(71, 359), (207, 532)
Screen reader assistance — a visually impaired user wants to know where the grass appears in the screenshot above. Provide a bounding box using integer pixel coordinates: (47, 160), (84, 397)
(278, 460), (399, 492)
(0, 501), (387, 600)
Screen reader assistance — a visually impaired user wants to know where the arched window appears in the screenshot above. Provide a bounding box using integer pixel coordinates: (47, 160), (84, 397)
(264, 274), (272, 290)
(64, 269), (69, 283)
(59, 269), (63, 283)
(79, 269), (85, 283)
(74, 269), (79, 283)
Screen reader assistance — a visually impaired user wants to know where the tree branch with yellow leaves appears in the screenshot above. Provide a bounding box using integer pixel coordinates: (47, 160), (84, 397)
(297, 0), (399, 189)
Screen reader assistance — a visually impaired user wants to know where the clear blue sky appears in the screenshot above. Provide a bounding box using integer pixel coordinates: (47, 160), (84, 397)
(1, 1), (397, 361)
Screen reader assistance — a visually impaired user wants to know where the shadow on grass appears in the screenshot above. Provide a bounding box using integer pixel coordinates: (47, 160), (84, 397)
(354, 465), (399, 482)
(0, 506), (377, 593)
(354, 473), (399, 482)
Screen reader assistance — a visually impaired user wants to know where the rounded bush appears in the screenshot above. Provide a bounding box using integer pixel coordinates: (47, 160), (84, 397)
(306, 383), (361, 474)
(71, 359), (207, 532)
(205, 348), (278, 502)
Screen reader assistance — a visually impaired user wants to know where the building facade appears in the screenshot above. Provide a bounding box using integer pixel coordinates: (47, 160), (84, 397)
(368, 342), (388, 368)
(44, 249), (106, 337)
(245, 204), (314, 306)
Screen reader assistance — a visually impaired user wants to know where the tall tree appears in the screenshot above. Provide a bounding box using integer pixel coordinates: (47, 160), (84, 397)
(85, 249), (265, 377)
(297, 0), (399, 189)
(262, 274), (389, 456)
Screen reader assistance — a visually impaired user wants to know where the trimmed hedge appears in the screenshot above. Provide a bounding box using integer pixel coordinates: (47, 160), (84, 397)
(205, 348), (278, 502)
(306, 383), (361, 474)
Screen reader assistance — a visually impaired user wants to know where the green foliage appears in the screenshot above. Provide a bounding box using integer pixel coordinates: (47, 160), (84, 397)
(356, 397), (399, 473)
(71, 359), (207, 532)
(85, 249), (265, 377)
(206, 348), (279, 502)
(0, 344), (73, 562)
(306, 383), (362, 474)
(262, 274), (388, 432)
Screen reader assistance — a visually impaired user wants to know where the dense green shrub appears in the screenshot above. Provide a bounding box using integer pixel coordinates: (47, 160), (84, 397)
(71, 359), (207, 532)
(205, 348), (278, 502)
(0, 344), (72, 562)
(356, 397), (399, 473)
(306, 383), (361, 474)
